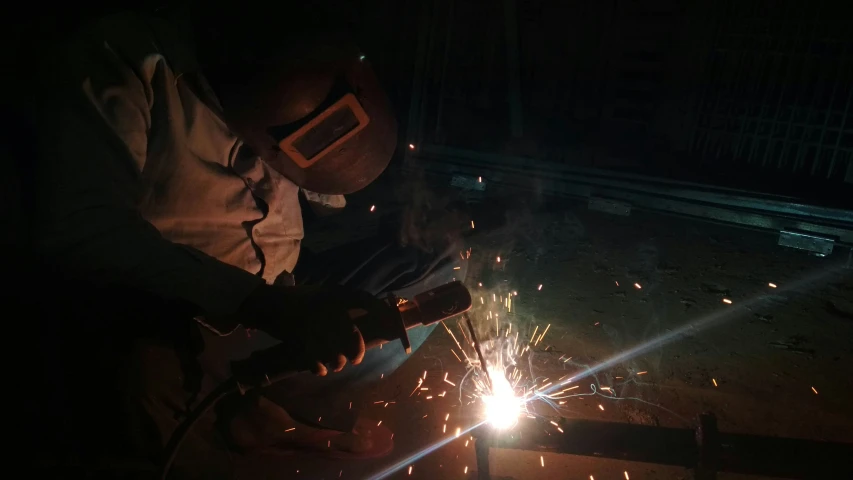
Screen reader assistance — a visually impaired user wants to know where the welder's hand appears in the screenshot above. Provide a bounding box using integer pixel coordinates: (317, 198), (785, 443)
(238, 284), (387, 376)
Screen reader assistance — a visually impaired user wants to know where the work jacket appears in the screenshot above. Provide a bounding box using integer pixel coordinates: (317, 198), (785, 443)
(34, 13), (342, 333)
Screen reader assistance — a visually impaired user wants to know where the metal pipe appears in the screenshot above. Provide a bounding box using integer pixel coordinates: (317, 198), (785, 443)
(473, 414), (853, 479)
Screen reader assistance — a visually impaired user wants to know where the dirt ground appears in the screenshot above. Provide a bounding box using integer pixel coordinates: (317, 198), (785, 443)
(235, 188), (853, 480)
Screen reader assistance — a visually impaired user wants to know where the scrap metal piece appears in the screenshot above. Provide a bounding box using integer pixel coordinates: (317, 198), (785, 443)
(588, 196), (632, 216)
(777, 230), (835, 256)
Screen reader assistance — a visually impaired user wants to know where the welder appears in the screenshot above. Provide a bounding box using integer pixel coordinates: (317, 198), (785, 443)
(31, 8), (465, 479)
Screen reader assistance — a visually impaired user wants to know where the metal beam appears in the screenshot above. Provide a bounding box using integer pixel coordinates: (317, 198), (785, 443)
(473, 415), (853, 479)
(406, 144), (853, 249)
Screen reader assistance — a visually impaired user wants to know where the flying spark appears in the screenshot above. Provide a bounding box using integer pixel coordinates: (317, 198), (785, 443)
(712, 378), (718, 387)
(769, 282), (777, 288)
(811, 386), (819, 394)
(370, 205), (375, 212)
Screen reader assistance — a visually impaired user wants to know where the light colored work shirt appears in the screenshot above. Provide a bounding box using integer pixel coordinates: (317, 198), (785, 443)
(35, 13), (335, 325)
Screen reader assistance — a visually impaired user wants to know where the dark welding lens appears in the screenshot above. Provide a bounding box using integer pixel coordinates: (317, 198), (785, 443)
(278, 93), (371, 168)
(291, 106), (360, 160)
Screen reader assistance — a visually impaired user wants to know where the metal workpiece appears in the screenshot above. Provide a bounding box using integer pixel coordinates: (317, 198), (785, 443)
(472, 414), (853, 479)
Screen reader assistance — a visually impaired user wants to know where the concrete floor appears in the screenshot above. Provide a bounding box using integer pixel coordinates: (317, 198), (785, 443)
(234, 192), (853, 479)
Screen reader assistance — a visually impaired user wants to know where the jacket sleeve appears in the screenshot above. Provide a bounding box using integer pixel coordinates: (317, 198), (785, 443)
(33, 16), (264, 318)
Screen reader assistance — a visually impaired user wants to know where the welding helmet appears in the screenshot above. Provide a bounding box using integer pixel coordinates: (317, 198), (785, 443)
(215, 38), (397, 194)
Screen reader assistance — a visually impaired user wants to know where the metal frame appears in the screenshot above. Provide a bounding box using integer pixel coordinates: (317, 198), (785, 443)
(688, 0), (853, 181)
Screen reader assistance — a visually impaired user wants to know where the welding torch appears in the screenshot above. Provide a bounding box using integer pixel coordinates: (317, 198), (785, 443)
(159, 280), (473, 480)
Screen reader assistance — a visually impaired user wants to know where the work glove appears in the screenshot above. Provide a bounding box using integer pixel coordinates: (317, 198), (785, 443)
(237, 284), (388, 376)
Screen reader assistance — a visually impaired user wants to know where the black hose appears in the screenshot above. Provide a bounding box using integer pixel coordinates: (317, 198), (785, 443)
(158, 378), (239, 480)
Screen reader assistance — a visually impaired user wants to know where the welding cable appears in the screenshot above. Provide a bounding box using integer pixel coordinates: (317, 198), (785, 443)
(158, 378), (239, 480)
(159, 327), (373, 478)
(158, 350), (326, 479)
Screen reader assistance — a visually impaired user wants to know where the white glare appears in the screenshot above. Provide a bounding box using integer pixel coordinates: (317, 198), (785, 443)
(482, 368), (521, 429)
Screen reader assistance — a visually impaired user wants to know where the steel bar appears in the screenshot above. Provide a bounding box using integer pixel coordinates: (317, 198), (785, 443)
(408, 145), (853, 247)
(473, 414), (853, 479)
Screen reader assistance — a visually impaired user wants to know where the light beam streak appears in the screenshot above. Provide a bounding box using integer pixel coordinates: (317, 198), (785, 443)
(365, 421), (486, 480)
(531, 264), (843, 400)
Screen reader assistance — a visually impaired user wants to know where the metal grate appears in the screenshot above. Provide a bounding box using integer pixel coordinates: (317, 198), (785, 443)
(688, 0), (853, 182)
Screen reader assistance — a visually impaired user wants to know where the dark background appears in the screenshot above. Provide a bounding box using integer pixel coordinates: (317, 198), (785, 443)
(5, 0), (852, 215)
(406, 0), (852, 201)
